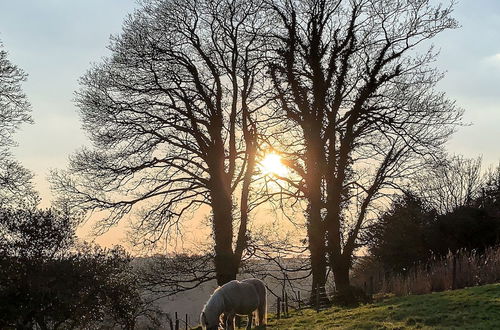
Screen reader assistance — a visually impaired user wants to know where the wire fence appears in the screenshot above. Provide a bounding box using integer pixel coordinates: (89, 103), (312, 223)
(167, 312), (189, 330)
(166, 267), (339, 328)
(272, 284), (331, 319)
(166, 246), (500, 328)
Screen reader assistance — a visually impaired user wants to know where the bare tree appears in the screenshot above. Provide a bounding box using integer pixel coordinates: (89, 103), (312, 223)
(0, 41), (36, 209)
(481, 163), (500, 211)
(413, 155), (483, 214)
(51, 0), (271, 286)
(267, 0), (462, 301)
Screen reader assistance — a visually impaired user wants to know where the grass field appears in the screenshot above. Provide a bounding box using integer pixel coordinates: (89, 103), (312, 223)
(263, 283), (500, 329)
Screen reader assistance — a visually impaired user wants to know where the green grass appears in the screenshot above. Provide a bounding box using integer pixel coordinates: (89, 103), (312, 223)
(262, 284), (500, 329)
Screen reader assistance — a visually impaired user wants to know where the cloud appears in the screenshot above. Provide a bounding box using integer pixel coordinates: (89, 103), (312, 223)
(484, 53), (500, 68)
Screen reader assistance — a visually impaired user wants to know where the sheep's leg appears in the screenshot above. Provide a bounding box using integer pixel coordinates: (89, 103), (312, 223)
(225, 313), (235, 330)
(245, 313), (253, 330)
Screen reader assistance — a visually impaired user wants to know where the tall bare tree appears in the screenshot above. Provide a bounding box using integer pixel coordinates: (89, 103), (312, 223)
(267, 0), (462, 301)
(52, 0), (270, 286)
(0, 41), (36, 209)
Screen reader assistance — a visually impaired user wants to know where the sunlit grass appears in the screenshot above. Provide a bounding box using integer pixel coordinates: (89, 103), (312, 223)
(258, 283), (500, 329)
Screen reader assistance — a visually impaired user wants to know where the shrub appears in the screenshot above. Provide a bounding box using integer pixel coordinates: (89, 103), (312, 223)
(0, 208), (157, 329)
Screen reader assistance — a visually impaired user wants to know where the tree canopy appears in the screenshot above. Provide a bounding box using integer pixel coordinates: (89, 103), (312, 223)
(0, 41), (37, 209)
(266, 0), (461, 300)
(51, 0), (274, 285)
(50, 0), (465, 301)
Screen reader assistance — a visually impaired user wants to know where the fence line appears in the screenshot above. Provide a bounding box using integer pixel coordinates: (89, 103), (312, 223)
(273, 284), (332, 320)
(167, 312), (189, 330)
(353, 246), (500, 297)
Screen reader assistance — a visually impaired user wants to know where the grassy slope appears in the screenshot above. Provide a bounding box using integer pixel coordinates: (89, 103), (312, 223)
(264, 284), (500, 329)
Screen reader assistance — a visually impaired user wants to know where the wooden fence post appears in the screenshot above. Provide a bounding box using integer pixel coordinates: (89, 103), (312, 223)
(285, 292), (289, 317)
(282, 272), (286, 300)
(235, 315), (241, 328)
(169, 319), (174, 330)
(316, 284), (320, 313)
(297, 291), (301, 310)
(277, 297), (281, 319)
(185, 314), (188, 330)
(452, 254), (457, 290)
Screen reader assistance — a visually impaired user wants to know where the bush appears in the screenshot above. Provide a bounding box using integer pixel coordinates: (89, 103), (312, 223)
(0, 208), (157, 329)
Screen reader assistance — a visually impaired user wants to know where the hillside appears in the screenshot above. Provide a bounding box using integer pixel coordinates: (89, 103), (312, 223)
(266, 284), (500, 329)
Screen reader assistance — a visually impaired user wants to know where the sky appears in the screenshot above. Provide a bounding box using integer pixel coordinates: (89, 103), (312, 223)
(0, 0), (499, 247)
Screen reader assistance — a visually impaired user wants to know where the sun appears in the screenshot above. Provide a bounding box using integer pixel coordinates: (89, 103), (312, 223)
(259, 153), (288, 177)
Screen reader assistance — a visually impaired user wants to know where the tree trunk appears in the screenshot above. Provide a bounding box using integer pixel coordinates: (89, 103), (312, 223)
(330, 253), (358, 305)
(327, 218), (349, 292)
(331, 257), (350, 292)
(211, 190), (238, 286)
(304, 128), (329, 304)
(326, 205), (357, 305)
(212, 227), (238, 286)
(309, 247), (328, 305)
(307, 206), (328, 304)
(210, 164), (238, 286)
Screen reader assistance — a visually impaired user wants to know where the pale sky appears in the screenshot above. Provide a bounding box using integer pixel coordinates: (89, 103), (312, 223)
(1, 1), (499, 247)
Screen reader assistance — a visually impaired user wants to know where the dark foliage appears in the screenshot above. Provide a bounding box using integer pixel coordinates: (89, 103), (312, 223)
(435, 206), (500, 255)
(368, 170), (500, 273)
(0, 209), (73, 259)
(368, 193), (438, 273)
(0, 209), (156, 329)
